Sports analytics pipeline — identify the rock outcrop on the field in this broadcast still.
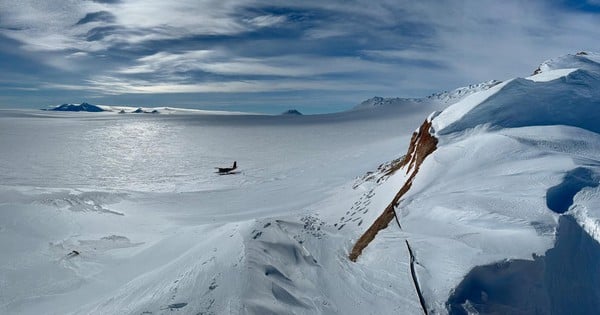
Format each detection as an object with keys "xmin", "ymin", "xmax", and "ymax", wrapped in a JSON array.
[{"xmin": 349, "ymin": 119, "xmax": 438, "ymax": 261}]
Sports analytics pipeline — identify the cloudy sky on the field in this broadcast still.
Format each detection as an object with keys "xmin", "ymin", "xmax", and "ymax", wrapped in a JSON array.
[{"xmin": 0, "ymin": 0, "xmax": 599, "ymax": 113}]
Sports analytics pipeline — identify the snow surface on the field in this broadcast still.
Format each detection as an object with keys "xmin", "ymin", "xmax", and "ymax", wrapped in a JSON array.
[
  {"xmin": 0, "ymin": 102, "xmax": 444, "ymax": 315},
  {"xmin": 433, "ymin": 63, "xmax": 600, "ymax": 135},
  {"xmin": 1, "ymin": 52, "xmax": 600, "ymax": 314},
  {"xmin": 526, "ymin": 68, "xmax": 578, "ymax": 82},
  {"xmin": 535, "ymin": 52, "xmax": 600, "ymax": 74},
  {"xmin": 389, "ymin": 52, "xmax": 600, "ymax": 313}
]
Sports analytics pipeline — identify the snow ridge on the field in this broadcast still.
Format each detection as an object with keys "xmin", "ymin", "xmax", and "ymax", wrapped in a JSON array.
[
  {"xmin": 410, "ymin": 52, "xmax": 600, "ymax": 313},
  {"xmin": 349, "ymin": 51, "xmax": 600, "ymax": 314},
  {"xmin": 352, "ymin": 80, "xmax": 501, "ymax": 111},
  {"xmin": 533, "ymin": 51, "xmax": 600, "ymax": 75}
]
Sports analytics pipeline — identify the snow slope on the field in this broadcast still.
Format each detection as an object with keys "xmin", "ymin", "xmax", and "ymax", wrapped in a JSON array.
[
  {"xmin": 351, "ymin": 52, "xmax": 600, "ymax": 314},
  {"xmin": 2, "ymin": 52, "xmax": 599, "ymax": 315}
]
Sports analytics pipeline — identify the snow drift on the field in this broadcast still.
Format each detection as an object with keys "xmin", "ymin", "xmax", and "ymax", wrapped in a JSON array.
[{"xmin": 351, "ymin": 52, "xmax": 600, "ymax": 314}]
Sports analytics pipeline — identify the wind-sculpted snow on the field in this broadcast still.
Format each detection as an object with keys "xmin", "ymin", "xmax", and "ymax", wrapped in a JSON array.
[
  {"xmin": 447, "ymin": 215, "xmax": 600, "ymax": 315},
  {"xmin": 436, "ymin": 70, "xmax": 600, "ymax": 135},
  {"xmin": 534, "ymin": 52, "xmax": 600, "ymax": 75},
  {"xmin": 546, "ymin": 167, "xmax": 599, "ymax": 213},
  {"xmin": 343, "ymin": 52, "xmax": 600, "ymax": 314},
  {"xmin": 434, "ymin": 54, "xmax": 600, "ymax": 136},
  {"xmin": 403, "ymin": 53, "xmax": 600, "ymax": 313}
]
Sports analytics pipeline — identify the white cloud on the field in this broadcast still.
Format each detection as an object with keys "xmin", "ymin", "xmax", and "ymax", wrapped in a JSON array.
[
  {"xmin": 0, "ymin": 0, "xmax": 279, "ymax": 53},
  {"xmin": 2, "ymin": 0, "xmax": 600, "ymax": 103},
  {"xmin": 116, "ymin": 49, "xmax": 397, "ymax": 78},
  {"xmin": 303, "ymin": 28, "xmax": 348, "ymax": 40},
  {"xmin": 43, "ymin": 76, "xmax": 383, "ymax": 95},
  {"xmin": 244, "ymin": 15, "xmax": 287, "ymax": 27},
  {"xmin": 68, "ymin": 52, "xmax": 89, "ymax": 58}
]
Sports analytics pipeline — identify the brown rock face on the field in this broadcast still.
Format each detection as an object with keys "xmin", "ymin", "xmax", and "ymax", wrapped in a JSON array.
[{"xmin": 349, "ymin": 119, "xmax": 438, "ymax": 262}]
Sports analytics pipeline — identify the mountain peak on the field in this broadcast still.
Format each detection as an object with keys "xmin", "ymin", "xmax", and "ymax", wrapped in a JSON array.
[
  {"xmin": 281, "ymin": 109, "xmax": 303, "ymax": 115},
  {"xmin": 47, "ymin": 102, "xmax": 105, "ymax": 112}
]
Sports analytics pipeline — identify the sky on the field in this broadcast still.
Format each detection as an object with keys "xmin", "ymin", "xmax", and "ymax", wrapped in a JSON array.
[{"xmin": 0, "ymin": 0, "xmax": 599, "ymax": 114}]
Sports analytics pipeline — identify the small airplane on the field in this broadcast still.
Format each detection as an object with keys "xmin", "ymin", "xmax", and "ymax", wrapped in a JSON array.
[{"xmin": 216, "ymin": 161, "xmax": 238, "ymax": 174}]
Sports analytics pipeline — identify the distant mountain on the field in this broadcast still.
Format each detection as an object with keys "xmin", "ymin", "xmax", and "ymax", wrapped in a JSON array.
[
  {"xmin": 352, "ymin": 96, "xmax": 411, "ymax": 110},
  {"xmin": 352, "ymin": 80, "xmax": 502, "ymax": 111},
  {"xmin": 130, "ymin": 107, "xmax": 159, "ymax": 114},
  {"xmin": 41, "ymin": 103, "xmax": 257, "ymax": 115},
  {"xmin": 46, "ymin": 102, "xmax": 105, "ymax": 112},
  {"xmin": 281, "ymin": 109, "xmax": 303, "ymax": 115}
]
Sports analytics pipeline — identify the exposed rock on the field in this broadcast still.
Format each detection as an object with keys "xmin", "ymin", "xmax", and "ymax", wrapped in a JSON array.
[
  {"xmin": 349, "ymin": 119, "xmax": 438, "ymax": 261},
  {"xmin": 47, "ymin": 102, "xmax": 105, "ymax": 112},
  {"xmin": 281, "ymin": 109, "xmax": 303, "ymax": 115}
]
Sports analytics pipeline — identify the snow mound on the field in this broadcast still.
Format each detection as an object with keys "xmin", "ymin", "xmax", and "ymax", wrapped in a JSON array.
[
  {"xmin": 46, "ymin": 102, "xmax": 105, "ymax": 112},
  {"xmin": 433, "ymin": 54, "xmax": 600, "ymax": 135},
  {"xmin": 532, "ymin": 51, "xmax": 600, "ymax": 75}
]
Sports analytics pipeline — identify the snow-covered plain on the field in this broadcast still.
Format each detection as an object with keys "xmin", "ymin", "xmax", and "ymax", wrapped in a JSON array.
[
  {"xmin": 1, "ymin": 52, "xmax": 600, "ymax": 315},
  {"xmin": 0, "ymin": 99, "xmax": 447, "ymax": 314}
]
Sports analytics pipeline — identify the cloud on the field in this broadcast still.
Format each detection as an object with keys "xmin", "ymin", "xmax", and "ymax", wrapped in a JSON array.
[
  {"xmin": 90, "ymin": 0, "xmax": 121, "ymax": 3},
  {"xmin": 43, "ymin": 76, "xmax": 383, "ymax": 95},
  {"xmin": 0, "ymin": 0, "xmax": 600, "ymax": 112},
  {"xmin": 76, "ymin": 11, "xmax": 116, "ymax": 25},
  {"xmin": 0, "ymin": 0, "xmax": 283, "ymax": 53},
  {"xmin": 244, "ymin": 15, "xmax": 287, "ymax": 27},
  {"xmin": 115, "ymin": 49, "xmax": 398, "ymax": 78},
  {"xmin": 303, "ymin": 28, "xmax": 347, "ymax": 40}
]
